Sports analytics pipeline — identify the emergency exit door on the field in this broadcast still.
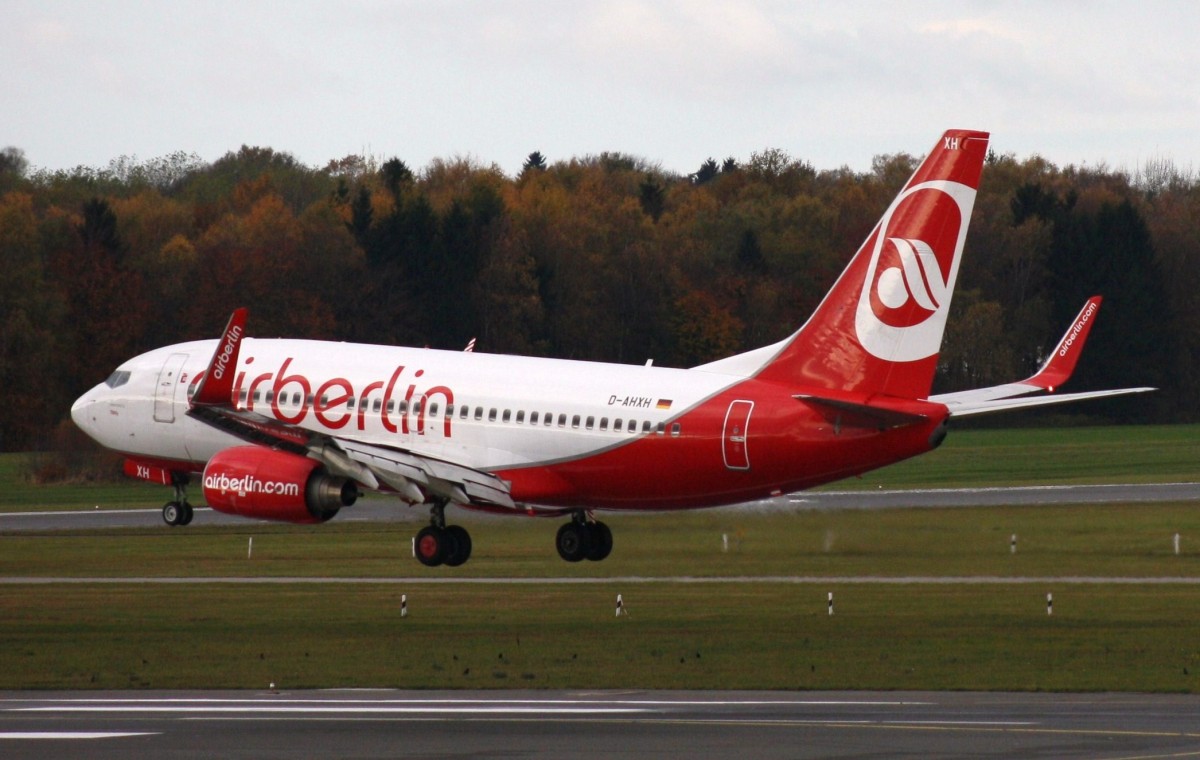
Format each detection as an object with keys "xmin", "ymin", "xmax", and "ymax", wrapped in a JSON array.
[{"xmin": 722, "ymin": 399, "xmax": 754, "ymax": 470}]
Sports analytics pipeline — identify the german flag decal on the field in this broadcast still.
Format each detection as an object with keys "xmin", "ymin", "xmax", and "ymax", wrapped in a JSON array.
[{"xmin": 656, "ymin": 399, "xmax": 673, "ymax": 410}]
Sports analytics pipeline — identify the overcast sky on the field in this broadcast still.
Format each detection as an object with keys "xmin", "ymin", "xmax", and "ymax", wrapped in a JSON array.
[{"xmin": 5, "ymin": 1, "xmax": 1199, "ymax": 179}]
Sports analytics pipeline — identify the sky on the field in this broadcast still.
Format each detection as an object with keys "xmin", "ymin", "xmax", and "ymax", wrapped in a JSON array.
[{"xmin": 4, "ymin": 1, "xmax": 1200, "ymax": 179}]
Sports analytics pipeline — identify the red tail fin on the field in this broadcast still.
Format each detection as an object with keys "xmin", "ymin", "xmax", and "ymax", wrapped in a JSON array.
[{"xmin": 754, "ymin": 130, "xmax": 989, "ymax": 399}]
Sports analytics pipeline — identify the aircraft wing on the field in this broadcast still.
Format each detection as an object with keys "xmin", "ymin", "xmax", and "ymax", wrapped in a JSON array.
[
  {"xmin": 930, "ymin": 296, "xmax": 1155, "ymax": 417},
  {"xmin": 186, "ymin": 309, "xmax": 515, "ymax": 510}
]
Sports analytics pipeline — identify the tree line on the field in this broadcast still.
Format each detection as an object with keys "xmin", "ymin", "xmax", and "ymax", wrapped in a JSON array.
[{"xmin": 0, "ymin": 141, "xmax": 1193, "ymax": 452}]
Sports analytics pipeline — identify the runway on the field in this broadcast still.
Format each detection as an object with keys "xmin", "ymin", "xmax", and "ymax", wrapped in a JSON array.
[
  {"xmin": 2, "ymin": 482, "xmax": 1198, "ymax": 532},
  {"xmin": 2, "ymin": 690, "xmax": 1199, "ymax": 759}
]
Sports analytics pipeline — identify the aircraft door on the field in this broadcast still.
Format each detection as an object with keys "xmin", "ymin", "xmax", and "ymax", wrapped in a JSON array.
[
  {"xmin": 722, "ymin": 399, "xmax": 754, "ymax": 470},
  {"xmin": 153, "ymin": 353, "xmax": 189, "ymax": 423}
]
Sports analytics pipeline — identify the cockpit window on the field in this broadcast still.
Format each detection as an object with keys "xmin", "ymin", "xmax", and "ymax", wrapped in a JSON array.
[{"xmin": 104, "ymin": 370, "xmax": 132, "ymax": 389}]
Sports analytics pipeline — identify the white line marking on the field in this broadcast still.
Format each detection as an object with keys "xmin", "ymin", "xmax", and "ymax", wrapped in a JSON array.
[
  {"xmin": 17, "ymin": 706, "xmax": 646, "ymax": 715},
  {"xmin": 0, "ymin": 732, "xmax": 158, "ymax": 739}
]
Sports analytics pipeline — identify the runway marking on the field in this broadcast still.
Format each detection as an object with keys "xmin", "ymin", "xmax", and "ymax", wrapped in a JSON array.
[
  {"xmin": 5, "ymin": 575, "xmax": 1200, "ymax": 585},
  {"xmin": 800, "ymin": 483, "xmax": 1200, "ymax": 498},
  {"xmin": 17, "ymin": 705, "xmax": 646, "ymax": 715},
  {"xmin": 0, "ymin": 732, "xmax": 158, "ymax": 739}
]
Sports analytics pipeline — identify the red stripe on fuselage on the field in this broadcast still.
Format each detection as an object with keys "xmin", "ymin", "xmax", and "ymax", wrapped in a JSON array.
[{"xmin": 497, "ymin": 382, "xmax": 949, "ymax": 510}]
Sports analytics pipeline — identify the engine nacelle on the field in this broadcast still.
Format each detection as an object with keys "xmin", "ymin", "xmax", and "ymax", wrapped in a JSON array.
[{"xmin": 202, "ymin": 446, "xmax": 358, "ymax": 524}]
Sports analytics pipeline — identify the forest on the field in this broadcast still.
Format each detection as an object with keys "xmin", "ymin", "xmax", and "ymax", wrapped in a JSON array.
[{"xmin": 0, "ymin": 139, "xmax": 1195, "ymax": 453}]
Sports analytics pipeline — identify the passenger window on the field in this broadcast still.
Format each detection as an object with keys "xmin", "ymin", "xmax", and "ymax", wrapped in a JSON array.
[
  {"xmin": 345, "ymin": 396, "xmax": 354, "ymax": 409},
  {"xmin": 585, "ymin": 416, "xmax": 594, "ymax": 430},
  {"xmin": 460, "ymin": 405, "xmax": 469, "ymax": 419},
  {"xmin": 545, "ymin": 413, "xmax": 553, "ymax": 427},
  {"xmin": 373, "ymin": 398, "xmax": 382, "ymax": 412},
  {"xmin": 293, "ymin": 392, "xmax": 301, "ymax": 405},
  {"xmin": 239, "ymin": 389, "xmax": 249, "ymax": 403},
  {"xmin": 489, "ymin": 408, "xmax": 497, "ymax": 422},
  {"xmin": 399, "ymin": 400, "xmax": 408, "ymax": 414},
  {"xmin": 530, "ymin": 411, "xmax": 539, "ymax": 425},
  {"xmin": 613, "ymin": 419, "xmax": 622, "ymax": 432},
  {"xmin": 671, "ymin": 423, "xmax": 681, "ymax": 437},
  {"xmin": 516, "ymin": 410, "xmax": 525, "ymax": 423},
  {"xmin": 429, "ymin": 403, "xmax": 438, "ymax": 416},
  {"xmin": 474, "ymin": 408, "xmax": 483, "ymax": 421},
  {"xmin": 557, "ymin": 414, "xmax": 567, "ymax": 427},
  {"xmin": 413, "ymin": 400, "xmax": 422, "ymax": 415},
  {"xmin": 599, "ymin": 418, "xmax": 608, "ymax": 431},
  {"xmin": 642, "ymin": 421, "xmax": 652, "ymax": 433},
  {"xmin": 502, "ymin": 409, "xmax": 511, "ymax": 423},
  {"xmin": 656, "ymin": 422, "xmax": 665, "ymax": 435},
  {"xmin": 571, "ymin": 415, "xmax": 581, "ymax": 429}
]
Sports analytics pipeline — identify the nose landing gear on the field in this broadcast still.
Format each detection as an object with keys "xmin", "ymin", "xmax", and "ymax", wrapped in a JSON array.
[{"xmin": 162, "ymin": 474, "xmax": 194, "ymax": 526}]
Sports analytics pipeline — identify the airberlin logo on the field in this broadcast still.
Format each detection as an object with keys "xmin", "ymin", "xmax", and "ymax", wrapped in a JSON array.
[
  {"xmin": 1058, "ymin": 300, "xmax": 1097, "ymax": 358},
  {"xmin": 212, "ymin": 325, "xmax": 242, "ymax": 381},
  {"xmin": 873, "ymin": 237, "xmax": 950, "ymax": 318},
  {"xmin": 204, "ymin": 472, "xmax": 300, "ymax": 497},
  {"xmin": 855, "ymin": 180, "xmax": 977, "ymax": 362}
]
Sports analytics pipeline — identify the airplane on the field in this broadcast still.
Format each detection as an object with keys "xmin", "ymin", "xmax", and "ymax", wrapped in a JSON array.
[{"xmin": 70, "ymin": 129, "xmax": 1153, "ymax": 567}]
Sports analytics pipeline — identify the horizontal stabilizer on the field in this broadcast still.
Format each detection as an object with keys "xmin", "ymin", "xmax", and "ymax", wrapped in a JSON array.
[
  {"xmin": 795, "ymin": 394, "xmax": 928, "ymax": 431},
  {"xmin": 931, "ymin": 296, "xmax": 1155, "ymax": 416},
  {"xmin": 939, "ymin": 387, "xmax": 1155, "ymax": 417}
]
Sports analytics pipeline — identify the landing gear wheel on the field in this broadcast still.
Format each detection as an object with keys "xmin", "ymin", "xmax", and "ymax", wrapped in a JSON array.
[
  {"xmin": 556, "ymin": 522, "xmax": 590, "ymax": 563},
  {"xmin": 415, "ymin": 526, "xmax": 447, "ymax": 567},
  {"xmin": 444, "ymin": 525, "xmax": 473, "ymax": 567},
  {"xmin": 586, "ymin": 521, "xmax": 613, "ymax": 561},
  {"xmin": 162, "ymin": 501, "xmax": 184, "ymax": 527},
  {"xmin": 179, "ymin": 502, "xmax": 195, "ymax": 526}
]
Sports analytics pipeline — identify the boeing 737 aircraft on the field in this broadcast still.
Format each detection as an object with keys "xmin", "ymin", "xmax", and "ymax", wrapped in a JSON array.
[{"xmin": 71, "ymin": 130, "xmax": 1152, "ymax": 566}]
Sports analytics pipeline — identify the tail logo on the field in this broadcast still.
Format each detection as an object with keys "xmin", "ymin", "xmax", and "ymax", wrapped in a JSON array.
[
  {"xmin": 874, "ymin": 237, "xmax": 949, "ymax": 316},
  {"xmin": 855, "ymin": 180, "xmax": 977, "ymax": 363}
]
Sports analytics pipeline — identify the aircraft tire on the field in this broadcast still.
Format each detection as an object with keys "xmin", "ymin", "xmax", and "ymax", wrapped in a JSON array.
[
  {"xmin": 162, "ymin": 501, "xmax": 183, "ymax": 527},
  {"xmin": 556, "ymin": 522, "xmax": 590, "ymax": 562},
  {"xmin": 585, "ymin": 522, "xmax": 613, "ymax": 561},
  {"xmin": 179, "ymin": 503, "xmax": 195, "ymax": 526},
  {"xmin": 444, "ymin": 525, "xmax": 472, "ymax": 567},
  {"xmin": 415, "ymin": 526, "xmax": 447, "ymax": 567}
]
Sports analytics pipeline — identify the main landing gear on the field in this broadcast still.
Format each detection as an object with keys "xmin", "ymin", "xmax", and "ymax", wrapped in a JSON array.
[
  {"xmin": 162, "ymin": 473, "xmax": 194, "ymax": 527},
  {"xmin": 413, "ymin": 500, "xmax": 472, "ymax": 567},
  {"xmin": 555, "ymin": 512, "xmax": 613, "ymax": 563}
]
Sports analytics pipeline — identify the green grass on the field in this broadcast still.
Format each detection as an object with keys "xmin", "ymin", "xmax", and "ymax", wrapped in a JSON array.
[
  {"xmin": 4, "ymin": 504, "xmax": 1200, "ymax": 691},
  {"xmin": 833, "ymin": 423, "xmax": 1200, "ymax": 489},
  {"xmin": 4, "ymin": 503, "xmax": 1200, "ymax": 579},
  {"xmin": 2, "ymin": 423, "xmax": 1198, "ymax": 691},
  {"xmin": 3, "ymin": 582, "xmax": 1199, "ymax": 692}
]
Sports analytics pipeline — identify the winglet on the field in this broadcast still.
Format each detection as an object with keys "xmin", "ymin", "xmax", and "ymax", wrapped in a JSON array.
[
  {"xmin": 191, "ymin": 308, "xmax": 247, "ymax": 407},
  {"xmin": 1027, "ymin": 296, "xmax": 1102, "ymax": 392}
]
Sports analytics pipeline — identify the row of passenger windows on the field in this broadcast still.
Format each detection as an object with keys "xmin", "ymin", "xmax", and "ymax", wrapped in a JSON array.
[{"xmin": 235, "ymin": 388, "xmax": 682, "ymax": 436}]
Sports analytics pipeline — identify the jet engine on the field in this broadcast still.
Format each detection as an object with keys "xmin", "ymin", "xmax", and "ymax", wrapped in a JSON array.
[{"xmin": 202, "ymin": 446, "xmax": 358, "ymax": 524}]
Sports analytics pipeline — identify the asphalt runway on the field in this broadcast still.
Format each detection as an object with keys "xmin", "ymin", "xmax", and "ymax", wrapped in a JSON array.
[
  {"xmin": 2, "ymin": 689, "xmax": 1199, "ymax": 759},
  {"xmin": 3, "ymin": 482, "xmax": 1199, "ymax": 532}
]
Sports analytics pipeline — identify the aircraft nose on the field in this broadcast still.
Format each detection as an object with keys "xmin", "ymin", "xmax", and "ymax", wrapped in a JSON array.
[{"xmin": 71, "ymin": 390, "xmax": 100, "ymax": 439}]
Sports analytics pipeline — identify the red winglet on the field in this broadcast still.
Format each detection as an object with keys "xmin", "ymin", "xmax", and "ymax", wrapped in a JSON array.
[
  {"xmin": 1028, "ymin": 296, "xmax": 1102, "ymax": 392},
  {"xmin": 190, "ymin": 308, "xmax": 247, "ymax": 407}
]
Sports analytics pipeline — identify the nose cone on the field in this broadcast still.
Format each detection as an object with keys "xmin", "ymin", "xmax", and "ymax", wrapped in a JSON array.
[{"xmin": 71, "ymin": 387, "xmax": 102, "ymax": 443}]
